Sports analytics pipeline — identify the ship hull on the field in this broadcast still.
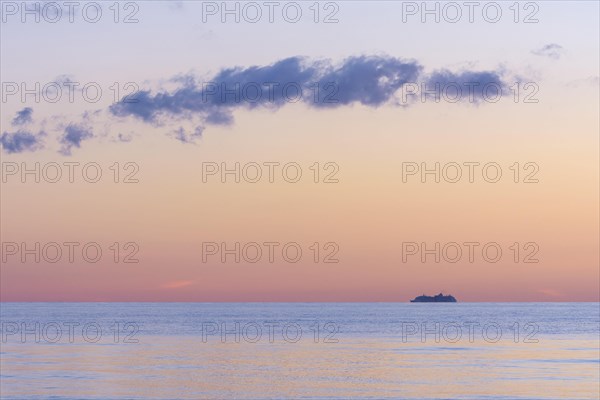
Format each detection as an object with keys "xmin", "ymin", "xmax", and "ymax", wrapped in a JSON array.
[{"xmin": 410, "ymin": 295, "xmax": 457, "ymax": 303}]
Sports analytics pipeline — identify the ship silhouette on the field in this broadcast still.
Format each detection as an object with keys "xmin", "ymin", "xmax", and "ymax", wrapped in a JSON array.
[{"xmin": 410, "ymin": 293, "xmax": 457, "ymax": 303}]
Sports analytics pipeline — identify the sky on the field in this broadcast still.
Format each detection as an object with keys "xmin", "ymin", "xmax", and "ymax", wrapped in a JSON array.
[{"xmin": 0, "ymin": 0, "xmax": 599, "ymax": 301}]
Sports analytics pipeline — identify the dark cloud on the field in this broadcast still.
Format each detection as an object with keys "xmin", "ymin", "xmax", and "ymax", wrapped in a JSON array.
[
  {"xmin": 425, "ymin": 70, "xmax": 507, "ymax": 102},
  {"xmin": 532, "ymin": 44, "xmax": 564, "ymax": 60},
  {"xmin": 12, "ymin": 107, "xmax": 34, "ymax": 126},
  {"xmin": 60, "ymin": 124, "xmax": 93, "ymax": 155},
  {"xmin": 109, "ymin": 56, "xmax": 424, "ymax": 124},
  {"xmin": 1, "ymin": 130, "xmax": 44, "ymax": 154},
  {"xmin": 209, "ymin": 57, "xmax": 318, "ymax": 106},
  {"xmin": 1, "ymin": 108, "xmax": 44, "ymax": 153},
  {"xmin": 316, "ymin": 56, "xmax": 422, "ymax": 106},
  {"xmin": 1, "ymin": 109, "xmax": 98, "ymax": 155},
  {"xmin": 110, "ymin": 56, "xmax": 317, "ymax": 124},
  {"xmin": 4, "ymin": 55, "xmax": 511, "ymax": 154},
  {"xmin": 204, "ymin": 109, "xmax": 234, "ymax": 125},
  {"xmin": 110, "ymin": 55, "xmax": 507, "ymax": 131}
]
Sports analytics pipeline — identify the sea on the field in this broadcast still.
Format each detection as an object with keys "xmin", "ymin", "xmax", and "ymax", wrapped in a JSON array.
[{"xmin": 1, "ymin": 302, "xmax": 598, "ymax": 399}]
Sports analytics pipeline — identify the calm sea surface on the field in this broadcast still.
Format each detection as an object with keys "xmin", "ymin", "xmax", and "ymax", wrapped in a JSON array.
[{"xmin": 1, "ymin": 302, "xmax": 598, "ymax": 399}]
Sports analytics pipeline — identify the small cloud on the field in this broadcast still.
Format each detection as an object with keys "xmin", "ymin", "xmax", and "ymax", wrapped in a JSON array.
[
  {"xmin": 171, "ymin": 126, "xmax": 204, "ymax": 144},
  {"xmin": 531, "ymin": 43, "xmax": 564, "ymax": 60},
  {"xmin": 117, "ymin": 133, "xmax": 133, "ymax": 142},
  {"xmin": 161, "ymin": 280, "xmax": 195, "ymax": 289},
  {"xmin": 167, "ymin": 1, "xmax": 184, "ymax": 10},
  {"xmin": 59, "ymin": 124, "xmax": 93, "ymax": 155},
  {"xmin": 12, "ymin": 107, "xmax": 34, "ymax": 126},
  {"xmin": 1, "ymin": 129, "xmax": 45, "ymax": 154},
  {"xmin": 566, "ymin": 76, "xmax": 600, "ymax": 88},
  {"xmin": 54, "ymin": 74, "xmax": 76, "ymax": 85}
]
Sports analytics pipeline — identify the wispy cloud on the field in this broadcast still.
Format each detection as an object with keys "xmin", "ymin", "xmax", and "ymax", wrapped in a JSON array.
[
  {"xmin": 531, "ymin": 44, "xmax": 564, "ymax": 60},
  {"xmin": 0, "ymin": 129, "xmax": 45, "ymax": 154},
  {"xmin": 1, "ymin": 108, "xmax": 45, "ymax": 153},
  {"xmin": 12, "ymin": 107, "xmax": 33, "ymax": 126},
  {"xmin": 566, "ymin": 76, "xmax": 600, "ymax": 88},
  {"xmin": 171, "ymin": 126, "xmax": 204, "ymax": 144}
]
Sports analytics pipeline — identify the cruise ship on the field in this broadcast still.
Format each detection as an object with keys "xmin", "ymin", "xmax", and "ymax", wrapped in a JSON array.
[{"xmin": 410, "ymin": 293, "xmax": 457, "ymax": 303}]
